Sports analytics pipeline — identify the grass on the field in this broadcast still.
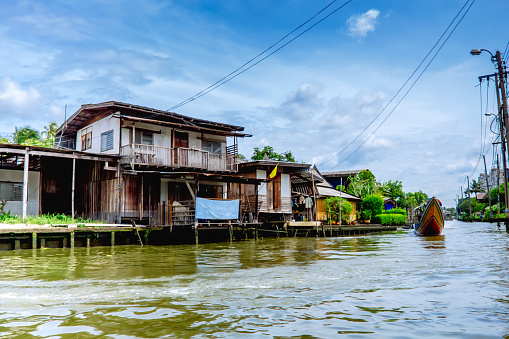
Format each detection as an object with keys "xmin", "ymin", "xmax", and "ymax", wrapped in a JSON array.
[{"xmin": 0, "ymin": 212, "xmax": 102, "ymax": 225}]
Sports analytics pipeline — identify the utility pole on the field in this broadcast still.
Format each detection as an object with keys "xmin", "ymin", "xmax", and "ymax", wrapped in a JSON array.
[
  {"xmin": 498, "ymin": 155, "xmax": 501, "ymax": 220},
  {"xmin": 472, "ymin": 48, "xmax": 509, "ymax": 219},
  {"xmin": 494, "ymin": 73, "xmax": 509, "ymax": 219},
  {"xmin": 496, "ymin": 50, "xmax": 509, "ymax": 219},
  {"xmin": 483, "ymin": 155, "xmax": 492, "ymax": 218},
  {"xmin": 467, "ymin": 176, "xmax": 472, "ymax": 220}
]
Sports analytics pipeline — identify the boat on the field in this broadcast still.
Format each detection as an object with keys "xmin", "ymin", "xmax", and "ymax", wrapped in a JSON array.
[{"xmin": 413, "ymin": 197, "xmax": 444, "ymax": 236}]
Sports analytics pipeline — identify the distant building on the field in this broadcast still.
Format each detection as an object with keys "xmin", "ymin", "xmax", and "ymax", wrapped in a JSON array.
[
  {"xmin": 479, "ymin": 167, "xmax": 504, "ymax": 191},
  {"xmin": 321, "ymin": 169, "xmax": 368, "ymax": 191}
]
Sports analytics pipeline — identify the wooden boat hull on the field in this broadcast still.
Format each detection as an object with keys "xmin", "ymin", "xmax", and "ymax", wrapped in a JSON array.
[{"xmin": 414, "ymin": 198, "xmax": 444, "ymax": 236}]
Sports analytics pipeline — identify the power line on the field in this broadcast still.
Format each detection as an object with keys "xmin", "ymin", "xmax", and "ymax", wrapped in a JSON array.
[
  {"xmin": 320, "ymin": 0, "xmax": 476, "ymax": 169},
  {"xmin": 165, "ymin": 0, "xmax": 355, "ymax": 112},
  {"xmin": 326, "ymin": 0, "xmax": 477, "ymax": 171}
]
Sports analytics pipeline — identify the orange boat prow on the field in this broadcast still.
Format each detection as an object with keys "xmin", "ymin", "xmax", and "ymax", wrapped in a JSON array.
[{"xmin": 414, "ymin": 197, "xmax": 444, "ymax": 236}]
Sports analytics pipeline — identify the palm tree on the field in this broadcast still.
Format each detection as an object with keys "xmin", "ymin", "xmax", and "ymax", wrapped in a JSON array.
[
  {"xmin": 470, "ymin": 180, "xmax": 484, "ymax": 193},
  {"xmin": 11, "ymin": 126, "xmax": 40, "ymax": 145}
]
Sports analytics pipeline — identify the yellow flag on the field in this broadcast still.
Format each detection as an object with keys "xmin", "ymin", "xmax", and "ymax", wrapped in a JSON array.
[{"xmin": 269, "ymin": 164, "xmax": 278, "ymax": 179}]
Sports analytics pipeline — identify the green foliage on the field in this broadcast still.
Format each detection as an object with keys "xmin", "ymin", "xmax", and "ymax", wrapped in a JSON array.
[
  {"xmin": 336, "ymin": 185, "xmax": 346, "ymax": 192},
  {"xmin": 382, "ymin": 208, "xmax": 407, "ymax": 217},
  {"xmin": 347, "ymin": 170, "xmax": 379, "ymax": 198},
  {"xmin": 362, "ymin": 194, "xmax": 384, "ymax": 218},
  {"xmin": 489, "ymin": 184, "xmax": 504, "ymax": 205},
  {"xmin": 235, "ymin": 153, "xmax": 247, "ymax": 161},
  {"xmin": 380, "ymin": 180, "xmax": 405, "ymax": 206},
  {"xmin": 0, "ymin": 213, "xmax": 102, "ymax": 225},
  {"xmin": 325, "ymin": 197, "xmax": 353, "ymax": 224},
  {"xmin": 11, "ymin": 126, "xmax": 40, "ymax": 144},
  {"xmin": 372, "ymin": 213, "xmax": 406, "ymax": 226},
  {"xmin": 251, "ymin": 146, "xmax": 296, "ymax": 162},
  {"xmin": 458, "ymin": 198, "xmax": 487, "ymax": 215},
  {"xmin": 470, "ymin": 179, "xmax": 484, "ymax": 193},
  {"xmin": 8, "ymin": 122, "xmax": 58, "ymax": 148}
]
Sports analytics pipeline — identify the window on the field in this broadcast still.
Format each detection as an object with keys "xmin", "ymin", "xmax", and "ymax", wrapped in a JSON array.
[
  {"xmin": 81, "ymin": 127, "xmax": 92, "ymax": 151},
  {"xmin": 134, "ymin": 130, "xmax": 153, "ymax": 145},
  {"xmin": 0, "ymin": 182, "xmax": 23, "ymax": 201},
  {"xmin": 101, "ymin": 130, "xmax": 114, "ymax": 152},
  {"xmin": 203, "ymin": 140, "xmax": 222, "ymax": 154}
]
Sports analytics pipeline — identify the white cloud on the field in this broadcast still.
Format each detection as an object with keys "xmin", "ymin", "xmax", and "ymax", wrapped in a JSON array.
[
  {"xmin": 364, "ymin": 134, "xmax": 394, "ymax": 149},
  {"xmin": 346, "ymin": 9, "xmax": 380, "ymax": 38},
  {"xmin": 0, "ymin": 78, "xmax": 41, "ymax": 115}
]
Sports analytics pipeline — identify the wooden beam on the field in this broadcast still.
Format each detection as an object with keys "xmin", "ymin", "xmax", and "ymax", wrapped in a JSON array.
[
  {"xmin": 22, "ymin": 150, "xmax": 29, "ymax": 222},
  {"xmin": 185, "ymin": 180, "xmax": 195, "ymax": 200},
  {"xmin": 72, "ymin": 158, "xmax": 76, "ymax": 220},
  {"xmin": 0, "ymin": 146, "xmax": 118, "ymax": 162}
]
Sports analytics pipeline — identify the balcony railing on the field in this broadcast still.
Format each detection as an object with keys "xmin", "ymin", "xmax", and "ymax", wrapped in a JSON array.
[{"xmin": 120, "ymin": 144, "xmax": 237, "ymax": 172}]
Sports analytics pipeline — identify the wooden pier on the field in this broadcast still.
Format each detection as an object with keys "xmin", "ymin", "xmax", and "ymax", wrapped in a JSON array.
[
  {"xmin": 0, "ymin": 221, "xmax": 399, "ymax": 250},
  {"xmin": 0, "ymin": 224, "xmax": 156, "ymax": 250}
]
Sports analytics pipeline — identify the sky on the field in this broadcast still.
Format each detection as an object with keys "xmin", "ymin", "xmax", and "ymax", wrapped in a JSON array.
[{"xmin": 0, "ymin": 0, "xmax": 508, "ymax": 207}]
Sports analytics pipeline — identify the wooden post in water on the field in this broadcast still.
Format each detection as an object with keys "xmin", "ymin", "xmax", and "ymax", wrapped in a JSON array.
[
  {"xmin": 40, "ymin": 238, "xmax": 46, "ymax": 248},
  {"xmin": 86, "ymin": 237, "xmax": 91, "ymax": 248},
  {"xmin": 14, "ymin": 239, "xmax": 20, "ymax": 251},
  {"xmin": 111, "ymin": 231, "xmax": 115, "ymax": 246},
  {"xmin": 194, "ymin": 221, "xmax": 199, "ymax": 244},
  {"xmin": 32, "ymin": 232, "xmax": 37, "ymax": 249},
  {"xmin": 63, "ymin": 236, "xmax": 68, "ymax": 249},
  {"xmin": 70, "ymin": 232, "xmax": 75, "ymax": 249}
]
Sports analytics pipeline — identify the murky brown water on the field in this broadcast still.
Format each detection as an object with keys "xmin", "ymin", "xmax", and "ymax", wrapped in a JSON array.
[{"xmin": 0, "ymin": 220, "xmax": 507, "ymax": 338}]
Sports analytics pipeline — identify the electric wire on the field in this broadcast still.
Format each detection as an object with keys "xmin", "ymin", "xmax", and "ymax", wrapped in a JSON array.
[
  {"xmin": 319, "ymin": 0, "xmax": 475, "ymax": 169},
  {"xmin": 503, "ymin": 41, "xmax": 509, "ymax": 63},
  {"xmin": 165, "ymin": 0, "xmax": 354, "ymax": 113},
  {"xmin": 326, "ymin": 0, "xmax": 476, "ymax": 171}
]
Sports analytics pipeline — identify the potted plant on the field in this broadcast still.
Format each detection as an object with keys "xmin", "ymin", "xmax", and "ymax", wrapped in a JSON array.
[{"xmin": 363, "ymin": 210, "xmax": 372, "ymax": 224}]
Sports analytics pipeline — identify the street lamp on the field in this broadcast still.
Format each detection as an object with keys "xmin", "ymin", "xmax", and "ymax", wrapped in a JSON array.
[
  {"xmin": 470, "ymin": 48, "xmax": 494, "ymax": 58},
  {"xmin": 472, "ymin": 48, "xmax": 509, "ymax": 219}
]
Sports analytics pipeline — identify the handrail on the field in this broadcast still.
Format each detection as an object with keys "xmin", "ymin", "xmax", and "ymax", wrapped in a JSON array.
[{"xmin": 120, "ymin": 144, "xmax": 236, "ymax": 171}]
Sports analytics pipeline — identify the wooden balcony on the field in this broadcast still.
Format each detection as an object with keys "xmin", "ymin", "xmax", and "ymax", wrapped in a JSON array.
[{"xmin": 120, "ymin": 144, "xmax": 237, "ymax": 172}]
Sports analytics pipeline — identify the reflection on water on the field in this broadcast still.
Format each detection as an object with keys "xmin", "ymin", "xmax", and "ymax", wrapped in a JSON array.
[
  {"xmin": 0, "ymin": 220, "xmax": 508, "ymax": 338},
  {"xmin": 418, "ymin": 234, "xmax": 446, "ymax": 249}
]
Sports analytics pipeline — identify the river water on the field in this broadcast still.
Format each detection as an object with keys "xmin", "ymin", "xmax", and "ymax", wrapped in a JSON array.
[{"xmin": 0, "ymin": 220, "xmax": 508, "ymax": 338}]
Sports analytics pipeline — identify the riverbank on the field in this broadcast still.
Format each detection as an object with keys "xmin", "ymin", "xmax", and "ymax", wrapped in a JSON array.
[{"xmin": 0, "ymin": 222, "xmax": 398, "ymax": 250}]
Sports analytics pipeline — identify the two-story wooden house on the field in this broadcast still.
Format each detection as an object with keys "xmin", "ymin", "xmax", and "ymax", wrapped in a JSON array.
[{"xmin": 54, "ymin": 101, "xmax": 259, "ymax": 225}]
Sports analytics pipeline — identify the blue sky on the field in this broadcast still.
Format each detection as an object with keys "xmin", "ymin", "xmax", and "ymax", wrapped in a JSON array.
[{"xmin": 1, "ymin": 0, "xmax": 508, "ymax": 207}]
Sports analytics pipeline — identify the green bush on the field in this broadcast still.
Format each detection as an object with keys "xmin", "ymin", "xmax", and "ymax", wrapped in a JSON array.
[
  {"xmin": 382, "ymin": 208, "xmax": 407, "ymax": 216},
  {"xmin": 325, "ymin": 197, "xmax": 354, "ymax": 224},
  {"xmin": 362, "ymin": 195, "xmax": 384, "ymax": 218},
  {"xmin": 372, "ymin": 213, "xmax": 406, "ymax": 226}
]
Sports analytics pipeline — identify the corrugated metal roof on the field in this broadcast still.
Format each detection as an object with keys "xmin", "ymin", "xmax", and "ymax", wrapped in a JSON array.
[{"xmin": 321, "ymin": 169, "xmax": 366, "ymax": 177}]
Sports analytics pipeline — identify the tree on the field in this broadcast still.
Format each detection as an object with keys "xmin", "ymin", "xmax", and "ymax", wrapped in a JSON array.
[
  {"xmin": 10, "ymin": 126, "xmax": 41, "ymax": 145},
  {"xmin": 251, "ymin": 146, "xmax": 296, "ymax": 162},
  {"xmin": 347, "ymin": 170, "xmax": 378, "ymax": 198},
  {"xmin": 325, "ymin": 197, "xmax": 353, "ymax": 224},
  {"xmin": 470, "ymin": 180, "xmax": 484, "ymax": 193},
  {"xmin": 381, "ymin": 180, "xmax": 405, "ymax": 206},
  {"xmin": 41, "ymin": 122, "xmax": 58, "ymax": 144},
  {"xmin": 362, "ymin": 194, "xmax": 384, "ymax": 219}
]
